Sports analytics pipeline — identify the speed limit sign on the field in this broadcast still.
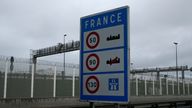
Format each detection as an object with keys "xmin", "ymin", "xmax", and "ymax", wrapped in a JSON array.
[
  {"xmin": 86, "ymin": 76, "xmax": 100, "ymax": 94},
  {"xmin": 80, "ymin": 6, "xmax": 129, "ymax": 102},
  {"xmin": 86, "ymin": 31, "xmax": 100, "ymax": 49},
  {"xmin": 86, "ymin": 54, "xmax": 100, "ymax": 71}
]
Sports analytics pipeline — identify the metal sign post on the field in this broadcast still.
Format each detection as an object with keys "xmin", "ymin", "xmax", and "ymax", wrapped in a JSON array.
[{"xmin": 80, "ymin": 6, "xmax": 130, "ymax": 103}]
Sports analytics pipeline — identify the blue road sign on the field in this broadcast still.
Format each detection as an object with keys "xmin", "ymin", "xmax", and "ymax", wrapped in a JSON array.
[
  {"xmin": 109, "ymin": 78, "xmax": 119, "ymax": 91},
  {"xmin": 80, "ymin": 6, "xmax": 129, "ymax": 103}
]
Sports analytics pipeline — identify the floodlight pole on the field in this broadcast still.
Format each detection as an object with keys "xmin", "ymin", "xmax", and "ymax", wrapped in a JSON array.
[
  {"xmin": 174, "ymin": 42, "xmax": 179, "ymax": 95},
  {"xmin": 63, "ymin": 34, "xmax": 67, "ymax": 78}
]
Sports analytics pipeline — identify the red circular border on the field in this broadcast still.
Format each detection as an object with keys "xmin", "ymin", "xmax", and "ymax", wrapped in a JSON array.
[
  {"xmin": 86, "ymin": 76, "xmax": 99, "ymax": 94},
  {"xmin": 86, "ymin": 32, "xmax": 100, "ymax": 49},
  {"xmin": 86, "ymin": 54, "xmax": 100, "ymax": 71}
]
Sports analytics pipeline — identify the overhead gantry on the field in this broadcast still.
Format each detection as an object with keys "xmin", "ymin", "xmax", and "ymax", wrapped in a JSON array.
[
  {"xmin": 31, "ymin": 40, "xmax": 192, "ymax": 73},
  {"xmin": 31, "ymin": 40, "xmax": 192, "ymax": 74}
]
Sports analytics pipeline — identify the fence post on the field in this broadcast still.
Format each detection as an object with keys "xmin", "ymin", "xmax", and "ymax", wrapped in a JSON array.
[
  {"xmin": 178, "ymin": 79, "xmax": 180, "ymax": 95},
  {"xmin": 3, "ymin": 59, "xmax": 8, "ymax": 99},
  {"xmin": 31, "ymin": 63, "xmax": 34, "ymax": 98},
  {"xmin": 31, "ymin": 58, "xmax": 37, "ymax": 98},
  {"xmin": 153, "ymin": 77, "xmax": 155, "ymax": 95},
  {"xmin": 183, "ymin": 80, "xmax": 185, "ymax": 95},
  {"xmin": 166, "ymin": 79, "xmax": 168, "ymax": 95},
  {"xmin": 53, "ymin": 66, "xmax": 57, "ymax": 97},
  {"xmin": 188, "ymin": 82, "xmax": 190, "ymax": 95},
  {"xmin": 72, "ymin": 68, "xmax": 75, "ymax": 97},
  {"xmin": 136, "ymin": 77, "xmax": 138, "ymax": 96},
  {"xmin": 145, "ymin": 79, "xmax": 147, "ymax": 96},
  {"xmin": 182, "ymin": 70, "xmax": 185, "ymax": 95},
  {"xmin": 172, "ymin": 79, "xmax": 174, "ymax": 95},
  {"xmin": 160, "ymin": 78, "xmax": 162, "ymax": 95}
]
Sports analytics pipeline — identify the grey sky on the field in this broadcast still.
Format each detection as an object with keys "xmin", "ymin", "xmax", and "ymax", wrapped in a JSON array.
[{"xmin": 0, "ymin": 0, "xmax": 192, "ymax": 68}]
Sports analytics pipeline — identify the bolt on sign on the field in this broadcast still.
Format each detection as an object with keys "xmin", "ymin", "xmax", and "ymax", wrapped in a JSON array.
[{"xmin": 80, "ymin": 6, "xmax": 130, "ymax": 103}]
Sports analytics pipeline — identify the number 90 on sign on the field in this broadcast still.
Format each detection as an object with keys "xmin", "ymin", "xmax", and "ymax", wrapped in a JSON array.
[{"xmin": 86, "ymin": 54, "xmax": 100, "ymax": 71}]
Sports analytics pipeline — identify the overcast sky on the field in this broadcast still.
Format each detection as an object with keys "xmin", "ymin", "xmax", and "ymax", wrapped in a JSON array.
[{"xmin": 0, "ymin": 0, "xmax": 192, "ymax": 68}]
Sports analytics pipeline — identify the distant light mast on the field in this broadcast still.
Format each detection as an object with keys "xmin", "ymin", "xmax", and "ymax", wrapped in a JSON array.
[{"xmin": 173, "ymin": 42, "xmax": 179, "ymax": 95}]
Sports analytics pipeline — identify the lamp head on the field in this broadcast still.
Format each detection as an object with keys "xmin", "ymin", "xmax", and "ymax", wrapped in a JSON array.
[{"xmin": 173, "ymin": 42, "xmax": 178, "ymax": 45}]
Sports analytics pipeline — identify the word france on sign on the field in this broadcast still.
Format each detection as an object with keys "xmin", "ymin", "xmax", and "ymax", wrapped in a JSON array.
[{"xmin": 80, "ymin": 6, "xmax": 130, "ymax": 103}]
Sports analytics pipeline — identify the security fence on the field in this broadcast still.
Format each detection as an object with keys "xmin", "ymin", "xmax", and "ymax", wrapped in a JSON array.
[
  {"xmin": 0, "ymin": 55, "xmax": 192, "ymax": 99},
  {"xmin": 0, "ymin": 55, "xmax": 79, "ymax": 98},
  {"xmin": 129, "ymin": 72, "xmax": 192, "ymax": 96}
]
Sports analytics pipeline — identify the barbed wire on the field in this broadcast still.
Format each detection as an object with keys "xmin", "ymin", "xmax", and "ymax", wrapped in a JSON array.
[{"xmin": 0, "ymin": 55, "xmax": 79, "ymax": 69}]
